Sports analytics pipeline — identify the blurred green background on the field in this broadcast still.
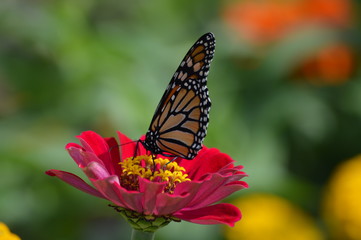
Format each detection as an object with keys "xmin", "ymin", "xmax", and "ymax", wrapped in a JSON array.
[{"xmin": 1, "ymin": 0, "xmax": 361, "ymax": 239}]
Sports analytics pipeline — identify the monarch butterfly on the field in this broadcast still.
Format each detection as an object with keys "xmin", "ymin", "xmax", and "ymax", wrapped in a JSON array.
[{"xmin": 140, "ymin": 32, "xmax": 216, "ymax": 160}]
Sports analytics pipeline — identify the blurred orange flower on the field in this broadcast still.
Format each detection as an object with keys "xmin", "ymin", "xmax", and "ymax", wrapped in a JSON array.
[
  {"xmin": 296, "ymin": 43, "xmax": 355, "ymax": 84},
  {"xmin": 222, "ymin": 0, "xmax": 302, "ymax": 43},
  {"xmin": 222, "ymin": 0, "xmax": 352, "ymax": 43},
  {"xmin": 300, "ymin": 0, "xmax": 351, "ymax": 27},
  {"xmin": 222, "ymin": 0, "xmax": 354, "ymax": 84}
]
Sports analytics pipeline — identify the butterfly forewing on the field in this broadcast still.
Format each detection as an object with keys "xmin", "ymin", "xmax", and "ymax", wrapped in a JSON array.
[{"xmin": 143, "ymin": 32, "xmax": 215, "ymax": 159}]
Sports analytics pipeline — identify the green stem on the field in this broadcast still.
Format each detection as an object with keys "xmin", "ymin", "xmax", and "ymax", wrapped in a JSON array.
[{"xmin": 131, "ymin": 229, "xmax": 155, "ymax": 240}]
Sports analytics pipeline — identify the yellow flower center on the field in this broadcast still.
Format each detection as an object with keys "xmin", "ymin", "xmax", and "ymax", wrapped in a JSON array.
[{"xmin": 119, "ymin": 155, "xmax": 190, "ymax": 194}]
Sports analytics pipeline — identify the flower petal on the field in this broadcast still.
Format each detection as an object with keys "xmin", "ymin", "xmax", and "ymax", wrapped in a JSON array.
[
  {"xmin": 151, "ymin": 180, "xmax": 205, "ymax": 216},
  {"xmin": 117, "ymin": 131, "xmax": 136, "ymax": 159},
  {"xmin": 77, "ymin": 131, "xmax": 109, "ymax": 155},
  {"xmin": 184, "ymin": 173, "xmax": 246, "ymax": 209},
  {"xmin": 91, "ymin": 176, "xmax": 144, "ymax": 213},
  {"xmin": 45, "ymin": 169, "xmax": 106, "ymax": 199},
  {"xmin": 77, "ymin": 131, "xmax": 116, "ymax": 174},
  {"xmin": 153, "ymin": 181, "xmax": 204, "ymax": 215},
  {"xmin": 187, "ymin": 181, "xmax": 248, "ymax": 210},
  {"xmin": 115, "ymin": 182, "xmax": 144, "ymax": 212},
  {"xmin": 155, "ymin": 192, "xmax": 191, "ymax": 216},
  {"xmin": 83, "ymin": 161, "xmax": 112, "ymax": 180},
  {"xmin": 91, "ymin": 176, "xmax": 127, "ymax": 208},
  {"xmin": 67, "ymin": 147, "xmax": 105, "ymax": 169},
  {"xmin": 65, "ymin": 142, "xmax": 83, "ymax": 150},
  {"xmin": 174, "ymin": 203, "xmax": 241, "ymax": 227},
  {"xmin": 218, "ymin": 165, "xmax": 246, "ymax": 177},
  {"xmin": 117, "ymin": 132, "xmax": 148, "ymax": 159},
  {"xmin": 105, "ymin": 137, "xmax": 123, "ymax": 176},
  {"xmin": 180, "ymin": 147, "xmax": 236, "ymax": 180},
  {"xmin": 138, "ymin": 177, "xmax": 167, "ymax": 215}
]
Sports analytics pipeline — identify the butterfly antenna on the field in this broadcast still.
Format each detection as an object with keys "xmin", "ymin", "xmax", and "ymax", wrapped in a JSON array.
[
  {"xmin": 108, "ymin": 140, "xmax": 137, "ymax": 155},
  {"xmin": 108, "ymin": 144, "xmax": 119, "ymax": 153}
]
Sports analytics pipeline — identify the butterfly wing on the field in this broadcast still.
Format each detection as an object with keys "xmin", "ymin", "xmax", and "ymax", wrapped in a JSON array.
[{"xmin": 143, "ymin": 32, "xmax": 215, "ymax": 159}]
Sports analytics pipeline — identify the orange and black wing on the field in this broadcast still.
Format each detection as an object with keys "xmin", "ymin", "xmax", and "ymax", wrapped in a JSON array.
[{"xmin": 142, "ymin": 32, "xmax": 215, "ymax": 159}]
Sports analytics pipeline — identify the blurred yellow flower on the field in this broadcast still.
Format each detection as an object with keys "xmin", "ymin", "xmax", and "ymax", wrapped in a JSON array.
[
  {"xmin": 224, "ymin": 194, "xmax": 324, "ymax": 240},
  {"xmin": 323, "ymin": 155, "xmax": 361, "ymax": 240},
  {"xmin": 0, "ymin": 222, "xmax": 20, "ymax": 240}
]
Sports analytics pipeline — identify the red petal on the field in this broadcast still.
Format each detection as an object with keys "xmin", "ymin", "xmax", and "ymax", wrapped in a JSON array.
[
  {"xmin": 117, "ymin": 131, "xmax": 136, "ymax": 159},
  {"xmin": 67, "ymin": 147, "xmax": 105, "ymax": 169},
  {"xmin": 90, "ymin": 176, "xmax": 144, "ymax": 212},
  {"xmin": 90, "ymin": 176, "xmax": 131, "ymax": 209},
  {"xmin": 106, "ymin": 180, "xmax": 144, "ymax": 212},
  {"xmin": 77, "ymin": 131, "xmax": 109, "ymax": 156},
  {"xmin": 76, "ymin": 131, "xmax": 115, "ymax": 174},
  {"xmin": 168, "ymin": 172, "xmax": 247, "ymax": 212},
  {"xmin": 174, "ymin": 203, "xmax": 242, "ymax": 227},
  {"xmin": 105, "ymin": 137, "xmax": 122, "ymax": 176},
  {"xmin": 45, "ymin": 169, "xmax": 106, "ymax": 199},
  {"xmin": 173, "ymin": 181, "xmax": 203, "ymax": 198},
  {"xmin": 83, "ymin": 161, "xmax": 111, "ymax": 180},
  {"xmin": 138, "ymin": 178, "xmax": 167, "ymax": 215},
  {"xmin": 155, "ymin": 192, "xmax": 192, "ymax": 216},
  {"xmin": 151, "ymin": 181, "xmax": 203, "ymax": 216},
  {"xmin": 116, "ymin": 132, "xmax": 149, "ymax": 159},
  {"xmin": 154, "ymin": 181, "xmax": 202, "ymax": 214},
  {"xmin": 184, "ymin": 173, "xmax": 245, "ymax": 209},
  {"xmin": 187, "ymin": 181, "xmax": 248, "ymax": 210},
  {"xmin": 65, "ymin": 142, "xmax": 83, "ymax": 150},
  {"xmin": 180, "ymin": 148, "xmax": 236, "ymax": 180}
]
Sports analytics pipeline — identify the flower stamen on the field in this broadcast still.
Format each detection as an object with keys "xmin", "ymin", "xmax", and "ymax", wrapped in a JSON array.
[{"xmin": 119, "ymin": 155, "xmax": 190, "ymax": 193}]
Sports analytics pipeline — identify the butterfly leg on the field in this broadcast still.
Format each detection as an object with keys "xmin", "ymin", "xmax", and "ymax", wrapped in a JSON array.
[
  {"xmin": 164, "ymin": 157, "xmax": 179, "ymax": 169},
  {"xmin": 132, "ymin": 140, "xmax": 141, "ymax": 159},
  {"xmin": 151, "ymin": 154, "xmax": 157, "ymax": 176}
]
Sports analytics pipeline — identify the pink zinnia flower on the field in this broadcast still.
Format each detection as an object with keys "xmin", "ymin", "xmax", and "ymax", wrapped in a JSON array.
[{"xmin": 46, "ymin": 131, "xmax": 248, "ymax": 230}]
